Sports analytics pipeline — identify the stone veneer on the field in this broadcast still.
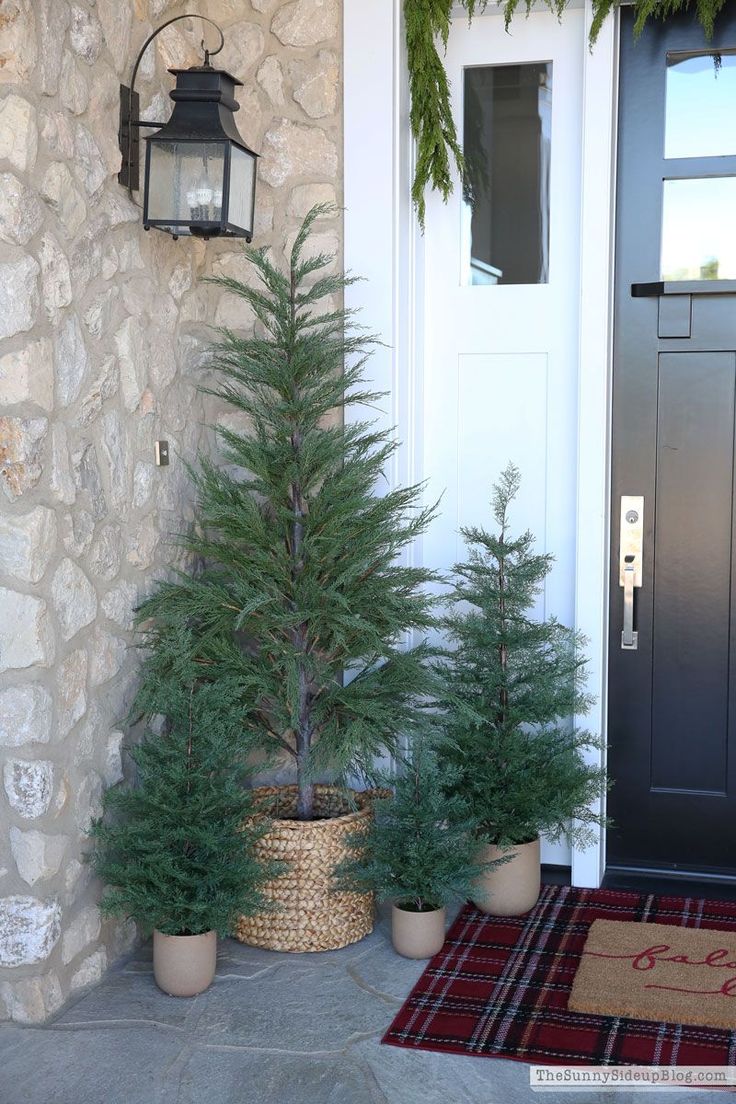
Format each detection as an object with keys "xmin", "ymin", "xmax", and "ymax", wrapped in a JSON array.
[{"xmin": 0, "ymin": 0, "xmax": 342, "ymax": 1023}]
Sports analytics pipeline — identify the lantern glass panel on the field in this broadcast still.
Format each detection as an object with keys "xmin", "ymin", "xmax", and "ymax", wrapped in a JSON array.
[
  {"xmin": 228, "ymin": 146, "xmax": 256, "ymax": 234},
  {"xmin": 148, "ymin": 141, "xmax": 226, "ymax": 226}
]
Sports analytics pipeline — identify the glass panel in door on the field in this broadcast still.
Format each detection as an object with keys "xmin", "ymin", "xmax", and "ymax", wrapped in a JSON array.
[{"xmin": 462, "ymin": 63, "xmax": 552, "ymax": 286}]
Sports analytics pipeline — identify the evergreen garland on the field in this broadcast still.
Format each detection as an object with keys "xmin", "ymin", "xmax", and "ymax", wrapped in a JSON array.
[
  {"xmin": 89, "ymin": 636, "xmax": 278, "ymax": 937},
  {"xmin": 135, "ymin": 206, "xmax": 440, "ymax": 822},
  {"xmin": 405, "ymin": 0, "xmax": 728, "ymax": 224},
  {"xmin": 437, "ymin": 464, "xmax": 607, "ymax": 849},
  {"xmin": 337, "ymin": 736, "xmax": 492, "ymax": 912}
]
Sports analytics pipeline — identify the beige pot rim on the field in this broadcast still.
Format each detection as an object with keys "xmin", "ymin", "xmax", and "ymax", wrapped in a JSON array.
[
  {"xmin": 485, "ymin": 835, "xmax": 538, "ymax": 848},
  {"xmin": 154, "ymin": 929, "xmax": 215, "ymax": 940},
  {"xmin": 393, "ymin": 900, "xmax": 444, "ymax": 914}
]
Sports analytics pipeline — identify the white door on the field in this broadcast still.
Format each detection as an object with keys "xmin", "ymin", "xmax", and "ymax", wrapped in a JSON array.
[{"xmin": 420, "ymin": 8, "xmax": 586, "ymax": 865}]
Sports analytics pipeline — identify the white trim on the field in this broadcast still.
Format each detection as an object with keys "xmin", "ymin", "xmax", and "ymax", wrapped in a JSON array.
[
  {"xmin": 344, "ymin": 0, "xmax": 620, "ymax": 888},
  {"xmin": 570, "ymin": 3, "xmax": 619, "ymax": 888},
  {"xmin": 343, "ymin": 0, "xmax": 396, "ymax": 440},
  {"xmin": 343, "ymin": 0, "xmax": 413, "ymax": 485},
  {"xmin": 343, "ymin": 0, "xmax": 421, "ymax": 584},
  {"xmin": 344, "ymin": 0, "xmax": 421, "ymax": 770}
]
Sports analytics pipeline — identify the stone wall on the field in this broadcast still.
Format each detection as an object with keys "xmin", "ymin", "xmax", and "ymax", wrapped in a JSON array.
[{"xmin": 0, "ymin": 0, "xmax": 342, "ymax": 1023}]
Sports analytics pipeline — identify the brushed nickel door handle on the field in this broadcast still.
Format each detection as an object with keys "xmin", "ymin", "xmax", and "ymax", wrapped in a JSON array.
[{"xmin": 622, "ymin": 560, "xmax": 637, "ymax": 649}]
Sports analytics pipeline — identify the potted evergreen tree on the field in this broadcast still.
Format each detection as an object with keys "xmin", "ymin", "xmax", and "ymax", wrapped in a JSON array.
[
  {"xmin": 338, "ymin": 736, "xmax": 490, "ymax": 958},
  {"xmin": 89, "ymin": 637, "xmax": 277, "ymax": 996},
  {"xmin": 134, "ymin": 207, "xmax": 440, "ymax": 952},
  {"xmin": 438, "ymin": 464, "xmax": 607, "ymax": 916}
]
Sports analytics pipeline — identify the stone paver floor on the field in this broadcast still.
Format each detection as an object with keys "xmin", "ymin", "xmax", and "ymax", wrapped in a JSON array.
[{"xmin": 0, "ymin": 907, "xmax": 730, "ymax": 1104}]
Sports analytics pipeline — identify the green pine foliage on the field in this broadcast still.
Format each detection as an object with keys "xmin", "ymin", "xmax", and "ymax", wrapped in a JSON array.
[
  {"xmin": 89, "ymin": 637, "xmax": 278, "ymax": 937},
  {"xmin": 405, "ymin": 0, "xmax": 473, "ymax": 226},
  {"xmin": 438, "ymin": 464, "xmax": 607, "ymax": 850},
  {"xmin": 589, "ymin": 0, "xmax": 729, "ymax": 43},
  {"xmin": 337, "ymin": 736, "xmax": 491, "ymax": 912},
  {"xmin": 134, "ymin": 206, "xmax": 440, "ymax": 822},
  {"xmin": 404, "ymin": 0, "xmax": 728, "ymax": 223}
]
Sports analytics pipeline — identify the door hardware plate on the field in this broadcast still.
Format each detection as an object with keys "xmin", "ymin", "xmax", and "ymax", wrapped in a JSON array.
[{"xmin": 619, "ymin": 495, "xmax": 644, "ymax": 587}]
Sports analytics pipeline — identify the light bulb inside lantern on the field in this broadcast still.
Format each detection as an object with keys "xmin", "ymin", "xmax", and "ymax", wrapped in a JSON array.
[{"xmin": 195, "ymin": 169, "xmax": 214, "ymax": 219}]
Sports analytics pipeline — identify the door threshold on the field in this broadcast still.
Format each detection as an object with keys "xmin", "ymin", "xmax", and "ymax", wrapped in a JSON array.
[
  {"xmin": 604, "ymin": 864, "xmax": 736, "ymax": 901},
  {"xmin": 541, "ymin": 863, "xmax": 572, "ymax": 887}
]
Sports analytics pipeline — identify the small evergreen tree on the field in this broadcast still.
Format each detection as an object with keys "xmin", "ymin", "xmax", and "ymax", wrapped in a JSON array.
[
  {"xmin": 89, "ymin": 637, "xmax": 278, "ymax": 937},
  {"xmin": 438, "ymin": 464, "xmax": 607, "ymax": 849},
  {"xmin": 338, "ymin": 736, "xmax": 490, "ymax": 912},
  {"xmin": 135, "ymin": 207, "xmax": 439, "ymax": 821}
]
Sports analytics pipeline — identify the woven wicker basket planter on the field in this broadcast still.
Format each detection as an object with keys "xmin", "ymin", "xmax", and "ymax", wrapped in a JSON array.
[{"xmin": 235, "ymin": 785, "xmax": 375, "ymax": 953}]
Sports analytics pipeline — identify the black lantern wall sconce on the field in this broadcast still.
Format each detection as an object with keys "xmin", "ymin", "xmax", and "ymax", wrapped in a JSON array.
[{"xmin": 118, "ymin": 14, "xmax": 258, "ymax": 242}]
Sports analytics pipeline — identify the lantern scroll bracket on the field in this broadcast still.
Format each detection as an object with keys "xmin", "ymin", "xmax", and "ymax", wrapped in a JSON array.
[{"xmin": 118, "ymin": 14, "xmax": 225, "ymax": 194}]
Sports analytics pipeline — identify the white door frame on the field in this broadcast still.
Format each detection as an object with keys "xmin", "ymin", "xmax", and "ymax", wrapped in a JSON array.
[{"xmin": 343, "ymin": 0, "xmax": 619, "ymax": 888}]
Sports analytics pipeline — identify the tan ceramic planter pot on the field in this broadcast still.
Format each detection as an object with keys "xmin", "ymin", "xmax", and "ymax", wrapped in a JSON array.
[
  {"xmin": 471, "ymin": 838, "xmax": 541, "ymax": 916},
  {"xmin": 153, "ymin": 930, "xmax": 217, "ymax": 997},
  {"xmin": 391, "ymin": 903, "xmax": 446, "ymax": 959}
]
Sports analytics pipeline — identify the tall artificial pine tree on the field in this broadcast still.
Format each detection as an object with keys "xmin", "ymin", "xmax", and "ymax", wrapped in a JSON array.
[
  {"xmin": 136, "ymin": 207, "xmax": 439, "ymax": 820},
  {"xmin": 439, "ymin": 464, "xmax": 606, "ymax": 849}
]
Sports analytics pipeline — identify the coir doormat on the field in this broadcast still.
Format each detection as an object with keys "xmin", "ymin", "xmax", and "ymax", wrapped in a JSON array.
[
  {"xmin": 569, "ymin": 918, "xmax": 736, "ymax": 1031},
  {"xmin": 382, "ymin": 884, "xmax": 736, "ymax": 1066}
]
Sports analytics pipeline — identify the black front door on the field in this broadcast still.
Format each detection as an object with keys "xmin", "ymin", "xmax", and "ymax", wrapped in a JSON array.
[{"xmin": 608, "ymin": 8, "xmax": 736, "ymax": 880}]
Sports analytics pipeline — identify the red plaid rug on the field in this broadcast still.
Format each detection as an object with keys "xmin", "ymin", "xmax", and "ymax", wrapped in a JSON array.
[{"xmin": 382, "ymin": 884, "xmax": 736, "ymax": 1065}]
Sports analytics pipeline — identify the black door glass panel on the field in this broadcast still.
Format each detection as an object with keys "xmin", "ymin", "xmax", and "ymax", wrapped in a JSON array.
[
  {"xmin": 462, "ymin": 63, "xmax": 552, "ymax": 286},
  {"xmin": 661, "ymin": 176, "xmax": 736, "ymax": 281},
  {"xmin": 665, "ymin": 49, "xmax": 736, "ymax": 160}
]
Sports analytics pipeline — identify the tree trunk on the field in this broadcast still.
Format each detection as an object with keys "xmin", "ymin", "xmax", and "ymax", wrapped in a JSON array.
[
  {"xmin": 294, "ymin": 657, "xmax": 314, "ymax": 820},
  {"xmin": 296, "ymin": 750, "xmax": 314, "ymax": 820},
  {"xmin": 288, "ymin": 274, "xmax": 314, "ymax": 821},
  {"xmin": 497, "ymin": 520, "xmax": 509, "ymax": 727}
]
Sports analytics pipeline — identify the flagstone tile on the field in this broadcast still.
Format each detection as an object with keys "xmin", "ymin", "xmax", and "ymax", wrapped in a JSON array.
[
  {"xmin": 0, "ymin": 1024, "xmax": 185, "ymax": 1104},
  {"xmin": 191, "ymin": 958, "xmax": 388, "ymax": 1053},
  {"xmin": 52, "ymin": 964, "xmax": 196, "ymax": 1029},
  {"xmin": 166, "ymin": 1047, "xmax": 373, "ymax": 1104}
]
